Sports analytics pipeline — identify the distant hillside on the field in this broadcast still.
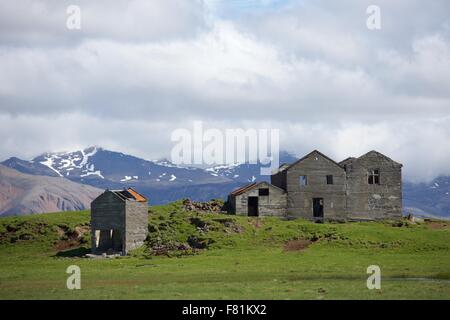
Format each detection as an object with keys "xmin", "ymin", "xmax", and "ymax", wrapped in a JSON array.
[
  {"xmin": 0, "ymin": 147, "xmax": 296, "ymax": 206},
  {"xmin": 403, "ymin": 176, "xmax": 450, "ymax": 218},
  {"xmin": 0, "ymin": 165, "xmax": 102, "ymax": 216}
]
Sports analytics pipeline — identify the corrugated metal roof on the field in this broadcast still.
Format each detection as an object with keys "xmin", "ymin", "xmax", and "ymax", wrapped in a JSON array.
[
  {"xmin": 127, "ymin": 188, "xmax": 147, "ymax": 202},
  {"xmin": 111, "ymin": 188, "xmax": 147, "ymax": 202}
]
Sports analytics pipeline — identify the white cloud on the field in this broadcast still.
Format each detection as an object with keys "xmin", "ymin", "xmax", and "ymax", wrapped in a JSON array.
[
  {"xmin": 0, "ymin": 0, "xmax": 206, "ymax": 44},
  {"xmin": 1, "ymin": 0, "xmax": 450, "ymax": 182}
]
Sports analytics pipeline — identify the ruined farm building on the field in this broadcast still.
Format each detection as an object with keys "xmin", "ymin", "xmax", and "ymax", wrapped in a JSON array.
[
  {"xmin": 91, "ymin": 188, "xmax": 148, "ymax": 255},
  {"xmin": 228, "ymin": 181, "xmax": 287, "ymax": 217},
  {"xmin": 229, "ymin": 150, "xmax": 402, "ymax": 221}
]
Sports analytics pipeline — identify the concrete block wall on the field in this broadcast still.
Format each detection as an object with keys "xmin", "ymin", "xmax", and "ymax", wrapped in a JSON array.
[
  {"xmin": 91, "ymin": 191, "xmax": 125, "ymax": 254},
  {"xmin": 285, "ymin": 151, "xmax": 347, "ymax": 220},
  {"xmin": 125, "ymin": 201, "xmax": 149, "ymax": 253},
  {"xmin": 234, "ymin": 182, "xmax": 287, "ymax": 217},
  {"xmin": 345, "ymin": 151, "xmax": 402, "ymax": 220},
  {"xmin": 91, "ymin": 190, "xmax": 148, "ymax": 255}
]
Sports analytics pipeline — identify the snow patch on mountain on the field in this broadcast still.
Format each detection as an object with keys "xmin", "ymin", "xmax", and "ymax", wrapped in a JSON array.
[
  {"xmin": 79, "ymin": 147, "xmax": 98, "ymax": 167},
  {"xmin": 81, "ymin": 171, "xmax": 105, "ymax": 179},
  {"xmin": 206, "ymin": 163, "xmax": 241, "ymax": 175},
  {"xmin": 40, "ymin": 158, "xmax": 62, "ymax": 177},
  {"xmin": 120, "ymin": 175, "xmax": 139, "ymax": 182},
  {"xmin": 36, "ymin": 147, "xmax": 105, "ymax": 180}
]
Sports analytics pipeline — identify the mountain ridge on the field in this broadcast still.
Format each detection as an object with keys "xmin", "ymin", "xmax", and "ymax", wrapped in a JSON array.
[
  {"xmin": 0, "ymin": 164, "xmax": 102, "ymax": 216},
  {"xmin": 1, "ymin": 147, "xmax": 449, "ymax": 217}
]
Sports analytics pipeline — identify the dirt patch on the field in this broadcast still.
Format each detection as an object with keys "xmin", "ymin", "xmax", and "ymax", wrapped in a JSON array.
[
  {"xmin": 284, "ymin": 239, "xmax": 313, "ymax": 252},
  {"xmin": 249, "ymin": 218, "xmax": 263, "ymax": 228},
  {"xmin": 425, "ymin": 221, "xmax": 450, "ymax": 230},
  {"xmin": 54, "ymin": 239, "xmax": 82, "ymax": 251},
  {"xmin": 54, "ymin": 225, "xmax": 90, "ymax": 251}
]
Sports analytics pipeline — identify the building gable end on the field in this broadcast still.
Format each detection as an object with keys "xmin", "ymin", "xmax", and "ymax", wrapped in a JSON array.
[{"xmin": 286, "ymin": 150, "xmax": 344, "ymax": 172}]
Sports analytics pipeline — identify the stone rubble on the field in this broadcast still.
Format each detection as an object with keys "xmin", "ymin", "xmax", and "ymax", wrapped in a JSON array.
[{"xmin": 182, "ymin": 198, "xmax": 227, "ymax": 213}]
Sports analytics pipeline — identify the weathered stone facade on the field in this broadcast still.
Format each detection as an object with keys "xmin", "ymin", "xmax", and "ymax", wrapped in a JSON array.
[
  {"xmin": 281, "ymin": 151, "xmax": 347, "ymax": 220},
  {"xmin": 91, "ymin": 188, "xmax": 148, "ymax": 255},
  {"xmin": 342, "ymin": 151, "xmax": 402, "ymax": 220},
  {"xmin": 229, "ymin": 150, "xmax": 402, "ymax": 221},
  {"xmin": 228, "ymin": 181, "xmax": 287, "ymax": 217}
]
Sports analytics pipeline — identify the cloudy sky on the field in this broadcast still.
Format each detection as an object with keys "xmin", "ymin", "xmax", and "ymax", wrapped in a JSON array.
[{"xmin": 0, "ymin": 0, "xmax": 449, "ymax": 182}]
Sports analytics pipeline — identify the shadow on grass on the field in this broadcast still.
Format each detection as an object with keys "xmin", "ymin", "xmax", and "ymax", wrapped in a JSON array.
[{"xmin": 55, "ymin": 246, "xmax": 90, "ymax": 258}]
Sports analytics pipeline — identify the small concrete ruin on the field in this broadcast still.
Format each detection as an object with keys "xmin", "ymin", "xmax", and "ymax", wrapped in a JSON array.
[
  {"xmin": 90, "ymin": 188, "xmax": 148, "ymax": 255},
  {"xmin": 229, "ymin": 150, "xmax": 403, "ymax": 221},
  {"xmin": 228, "ymin": 181, "xmax": 287, "ymax": 217}
]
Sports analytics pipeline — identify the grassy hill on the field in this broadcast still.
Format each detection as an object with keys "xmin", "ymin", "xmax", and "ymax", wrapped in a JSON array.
[{"xmin": 0, "ymin": 201, "xmax": 449, "ymax": 299}]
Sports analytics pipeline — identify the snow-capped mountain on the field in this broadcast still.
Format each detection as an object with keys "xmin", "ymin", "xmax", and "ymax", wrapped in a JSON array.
[
  {"xmin": 2, "ymin": 147, "xmax": 449, "ymax": 217},
  {"xmin": 204, "ymin": 151, "xmax": 299, "ymax": 183},
  {"xmin": 3, "ymin": 147, "xmax": 297, "ymax": 187},
  {"xmin": 29, "ymin": 146, "xmax": 229, "ymax": 186},
  {"xmin": 1, "ymin": 147, "xmax": 239, "ymax": 205},
  {"xmin": 403, "ymin": 176, "xmax": 450, "ymax": 218},
  {"xmin": 2, "ymin": 156, "xmax": 60, "ymax": 177},
  {"xmin": 1, "ymin": 147, "xmax": 296, "ymax": 205}
]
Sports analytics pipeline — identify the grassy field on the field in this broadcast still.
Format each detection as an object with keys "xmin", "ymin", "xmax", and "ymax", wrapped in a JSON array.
[{"xmin": 0, "ymin": 201, "xmax": 449, "ymax": 299}]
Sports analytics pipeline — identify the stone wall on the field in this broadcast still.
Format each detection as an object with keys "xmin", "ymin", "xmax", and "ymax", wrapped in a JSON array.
[
  {"xmin": 234, "ymin": 182, "xmax": 287, "ymax": 217},
  {"xmin": 90, "ymin": 191, "xmax": 148, "ymax": 254},
  {"xmin": 90, "ymin": 191, "xmax": 125, "ymax": 254},
  {"xmin": 285, "ymin": 151, "xmax": 347, "ymax": 220},
  {"xmin": 124, "ymin": 200, "xmax": 148, "ymax": 253},
  {"xmin": 231, "ymin": 150, "xmax": 403, "ymax": 221},
  {"xmin": 345, "ymin": 151, "xmax": 402, "ymax": 220},
  {"xmin": 271, "ymin": 169, "xmax": 287, "ymax": 190}
]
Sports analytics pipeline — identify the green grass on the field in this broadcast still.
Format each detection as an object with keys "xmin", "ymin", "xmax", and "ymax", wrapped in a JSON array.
[{"xmin": 0, "ymin": 201, "xmax": 449, "ymax": 299}]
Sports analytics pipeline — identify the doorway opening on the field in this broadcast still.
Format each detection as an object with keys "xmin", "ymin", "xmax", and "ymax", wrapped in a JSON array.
[
  {"xmin": 94, "ymin": 229, "xmax": 123, "ymax": 253},
  {"xmin": 313, "ymin": 198, "xmax": 324, "ymax": 219},
  {"xmin": 248, "ymin": 196, "xmax": 259, "ymax": 217}
]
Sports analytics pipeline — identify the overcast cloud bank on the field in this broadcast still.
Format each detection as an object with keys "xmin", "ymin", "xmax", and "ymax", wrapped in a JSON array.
[{"xmin": 0, "ymin": 0, "xmax": 449, "ymax": 183}]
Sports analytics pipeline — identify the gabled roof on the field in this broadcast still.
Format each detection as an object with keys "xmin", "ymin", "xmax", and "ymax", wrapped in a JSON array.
[
  {"xmin": 230, "ymin": 183, "xmax": 257, "ymax": 196},
  {"xmin": 356, "ymin": 150, "xmax": 403, "ymax": 167},
  {"xmin": 111, "ymin": 188, "xmax": 147, "ymax": 202},
  {"xmin": 339, "ymin": 157, "xmax": 356, "ymax": 166},
  {"xmin": 230, "ymin": 181, "xmax": 285, "ymax": 196},
  {"xmin": 284, "ymin": 150, "xmax": 344, "ymax": 171},
  {"xmin": 274, "ymin": 163, "xmax": 290, "ymax": 173},
  {"xmin": 127, "ymin": 188, "xmax": 147, "ymax": 202}
]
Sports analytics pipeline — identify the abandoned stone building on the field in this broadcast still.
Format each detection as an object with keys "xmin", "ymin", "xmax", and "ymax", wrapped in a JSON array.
[
  {"xmin": 229, "ymin": 150, "xmax": 402, "ymax": 220},
  {"xmin": 229, "ymin": 181, "xmax": 287, "ymax": 217},
  {"xmin": 91, "ymin": 188, "xmax": 148, "ymax": 255}
]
